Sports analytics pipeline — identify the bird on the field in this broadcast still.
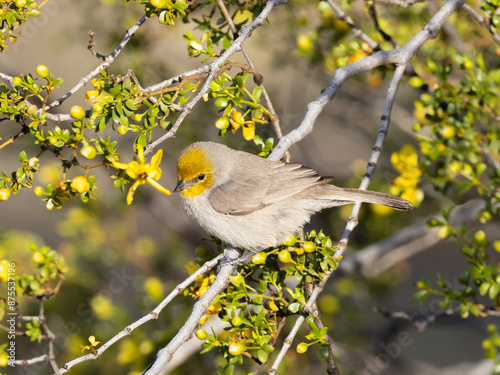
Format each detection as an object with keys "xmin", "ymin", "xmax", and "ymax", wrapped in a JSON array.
[{"xmin": 174, "ymin": 142, "xmax": 413, "ymax": 250}]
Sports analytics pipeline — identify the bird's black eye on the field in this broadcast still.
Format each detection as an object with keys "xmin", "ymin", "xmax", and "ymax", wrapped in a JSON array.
[{"xmin": 197, "ymin": 174, "xmax": 206, "ymax": 181}]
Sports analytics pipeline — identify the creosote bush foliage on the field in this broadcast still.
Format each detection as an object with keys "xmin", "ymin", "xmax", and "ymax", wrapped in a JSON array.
[{"xmin": 1, "ymin": 0, "xmax": 500, "ymax": 374}]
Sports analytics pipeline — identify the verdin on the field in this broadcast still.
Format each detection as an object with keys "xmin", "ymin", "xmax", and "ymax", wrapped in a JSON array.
[{"xmin": 174, "ymin": 142, "xmax": 413, "ymax": 250}]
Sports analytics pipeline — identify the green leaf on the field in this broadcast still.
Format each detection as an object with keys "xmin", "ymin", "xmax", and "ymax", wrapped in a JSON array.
[
  {"xmin": 411, "ymin": 289, "xmax": 428, "ymax": 302},
  {"xmin": 288, "ymin": 302, "xmax": 301, "ymax": 313},
  {"xmin": 257, "ymin": 350, "xmax": 268, "ymax": 363},
  {"xmin": 252, "ymin": 86, "xmax": 263, "ymax": 102},
  {"xmin": 489, "ymin": 284, "xmax": 500, "ymax": 300},
  {"xmin": 480, "ymin": 282, "xmax": 491, "ymax": 296},
  {"xmin": 19, "ymin": 151, "xmax": 27, "ymax": 163}
]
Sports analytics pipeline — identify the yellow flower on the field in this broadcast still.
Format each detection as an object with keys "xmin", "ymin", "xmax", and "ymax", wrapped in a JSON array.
[
  {"xmin": 112, "ymin": 145, "xmax": 171, "ymax": 204},
  {"xmin": 184, "ymin": 261, "xmax": 215, "ymax": 298},
  {"xmin": 80, "ymin": 335, "xmax": 101, "ymax": 353},
  {"xmin": 242, "ymin": 122, "xmax": 255, "ymax": 141},
  {"xmin": 391, "ymin": 145, "xmax": 424, "ymax": 205}
]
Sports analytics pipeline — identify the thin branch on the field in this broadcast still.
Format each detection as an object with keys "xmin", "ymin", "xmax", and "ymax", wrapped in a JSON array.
[
  {"xmin": 269, "ymin": 61, "xmax": 408, "ymax": 375},
  {"xmin": 266, "ymin": 7, "xmax": 472, "ymax": 359},
  {"xmin": 304, "ymin": 283, "xmax": 340, "ymax": 375},
  {"xmin": 142, "ymin": 248, "xmax": 240, "ymax": 375},
  {"xmin": 58, "ymin": 253, "xmax": 224, "ymax": 374},
  {"xmin": 461, "ymin": 3, "xmax": 500, "ymax": 47},
  {"xmin": 368, "ymin": 2, "xmax": 399, "ymax": 48},
  {"xmin": 375, "ymin": 306, "xmax": 459, "ymax": 332},
  {"xmin": 373, "ymin": 0, "xmax": 428, "ymax": 7},
  {"xmin": 428, "ymin": 0, "xmax": 467, "ymax": 53},
  {"xmin": 337, "ymin": 63, "xmax": 407, "ymax": 257},
  {"xmin": 268, "ymin": 0, "xmax": 467, "ymax": 162},
  {"xmin": 338, "ymin": 199, "xmax": 486, "ymax": 278},
  {"xmin": 480, "ymin": 141, "xmax": 500, "ymax": 171},
  {"xmin": 144, "ymin": 0, "xmax": 289, "ymax": 156},
  {"xmin": 43, "ymin": 15, "xmax": 147, "ymax": 113},
  {"xmin": 325, "ymin": 0, "xmax": 381, "ymax": 52},
  {"xmin": 214, "ymin": 0, "xmax": 289, "ymax": 161}
]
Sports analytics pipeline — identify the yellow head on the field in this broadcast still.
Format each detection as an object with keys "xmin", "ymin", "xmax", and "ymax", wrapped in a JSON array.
[{"xmin": 175, "ymin": 145, "xmax": 214, "ymax": 198}]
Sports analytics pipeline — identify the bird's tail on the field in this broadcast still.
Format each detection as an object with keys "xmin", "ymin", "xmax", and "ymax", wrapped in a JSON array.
[{"xmin": 320, "ymin": 185, "xmax": 414, "ymax": 211}]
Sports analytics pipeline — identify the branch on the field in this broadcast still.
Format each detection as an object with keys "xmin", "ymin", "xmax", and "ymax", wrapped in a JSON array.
[
  {"xmin": 375, "ymin": 306, "xmax": 459, "ymax": 332},
  {"xmin": 325, "ymin": 0, "xmax": 381, "ymax": 52},
  {"xmin": 144, "ymin": 0, "xmax": 289, "ymax": 156},
  {"xmin": 268, "ymin": 0, "xmax": 467, "ymax": 161},
  {"xmin": 214, "ymin": 0, "xmax": 288, "ymax": 161},
  {"xmin": 0, "ymin": 16, "xmax": 148, "ymax": 124},
  {"xmin": 142, "ymin": 248, "xmax": 240, "ymax": 375},
  {"xmin": 368, "ymin": 2, "xmax": 399, "ymax": 49},
  {"xmin": 462, "ymin": 3, "xmax": 500, "ymax": 48},
  {"xmin": 43, "ymin": 15, "xmax": 148, "ymax": 113},
  {"xmin": 57, "ymin": 253, "xmax": 223, "ymax": 374},
  {"xmin": 373, "ymin": 0, "xmax": 428, "ymax": 7}
]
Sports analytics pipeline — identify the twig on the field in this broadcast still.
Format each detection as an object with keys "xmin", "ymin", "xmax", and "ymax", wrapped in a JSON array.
[
  {"xmin": 480, "ymin": 141, "xmax": 500, "ymax": 171},
  {"xmin": 87, "ymin": 31, "xmax": 107, "ymax": 61},
  {"xmin": 325, "ymin": 0, "xmax": 381, "ymax": 52},
  {"xmin": 57, "ymin": 253, "xmax": 224, "ymax": 374},
  {"xmin": 144, "ymin": 0, "xmax": 289, "ymax": 156},
  {"xmin": 374, "ymin": 306, "xmax": 459, "ymax": 332},
  {"xmin": 214, "ymin": 0, "xmax": 289, "ymax": 161},
  {"xmin": 266, "ymin": 2, "xmax": 466, "ymax": 368},
  {"xmin": 142, "ymin": 248, "xmax": 240, "ymax": 375},
  {"xmin": 269, "ymin": 64, "xmax": 407, "ymax": 374},
  {"xmin": 368, "ymin": 2, "xmax": 399, "ymax": 48},
  {"xmin": 38, "ymin": 300, "xmax": 61, "ymax": 374},
  {"xmin": 43, "ymin": 15, "xmax": 147, "ymax": 113},
  {"xmin": 338, "ymin": 199, "xmax": 486, "ymax": 278},
  {"xmin": 268, "ymin": 0, "xmax": 467, "ymax": 162},
  {"xmin": 304, "ymin": 283, "xmax": 340, "ymax": 375},
  {"xmin": 461, "ymin": 3, "xmax": 500, "ymax": 48},
  {"xmin": 373, "ymin": 0, "xmax": 427, "ymax": 7},
  {"xmin": 428, "ymin": 0, "xmax": 467, "ymax": 53},
  {"xmin": 337, "ymin": 63, "xmax": 406, "ymax": 256}
]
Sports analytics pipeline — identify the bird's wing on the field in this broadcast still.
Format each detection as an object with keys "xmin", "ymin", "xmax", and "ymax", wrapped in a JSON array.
[
  {"xmin": 207, "ymin": 177, "xmax": 269, "ymax": 215},
  {"xmin": 262, "ymin": 163, "xmax": 333, "ymax": 204},
  {"xmin": 208, "ymin": 162, "xmax": 333, "ymax": 215}
]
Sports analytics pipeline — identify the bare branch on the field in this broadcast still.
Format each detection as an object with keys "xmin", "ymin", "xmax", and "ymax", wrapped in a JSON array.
[
  {"xmin": 58, "ymin": 253, "xmax": 223, "ymax": 374},
  {"xmin": 375, "ymin": 306, "xmax": 459, "ymax": 332},
  {"xmin": 462, "ymin": 3, "xmax": 500, "ymax": 47},
  {"xmin": 325, "ymin": 0, "xmax": 381, "ymax": 52},
  {"xmin": 339, "ymin": 199, "xmax": 486, "ymax": 278},
  {"xmin": 373, "ymin": 0, "xmax": 428, "ymax": 7},
  {"xmin": 215, "ymin": 0, "xmax": 288, "ymax": 161},
  {"xmin": 142, "ymin": 248, "xmax": 240, "ymax": 375},
  {"xmin": 43, "ymin": 15, "xmax": 147, "ymax": 112},
  {"xmin": 268, "ymin": 0, "xmax": 467, "ymax": 161},
  {"xmin": 269, "ymin": 33, "xmax": 409, "ymax": 373},
  {"xmin": 368, "ymin": 2, "xmax": 399, "ymax": 48},
  {"xmin": 144, "ymin": 0, "xmax": 289, "ymax": 156}
]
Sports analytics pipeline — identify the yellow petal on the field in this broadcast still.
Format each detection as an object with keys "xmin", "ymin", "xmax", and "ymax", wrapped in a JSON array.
[
  {"xmin": 126, "ymin": 181, "xmax": 142, "ymax": 205},
  {"xmin": 126, "ymin": 161, "xmax": 142, "ymax": 179},
  {"xmin": 184, "ymin": 261, "xmax": 200, "ymax": 275},
  {"xmin": 147, "ymin": 177, "xmax": 171, "ymax": 195},
  {"xmin": 151, "ymin": 149, "xmax": 163, "ymax": 170},
  {"xmin": 242, "ymin": 123, "xmax": 255, "ymax": 141},
  {"xmin": 137, "ymin": 144, "xmax": 145, "ymax": 165},
  {"xmin": 111, "ymin": 160, "xmax": 130, "ymax": 170}
]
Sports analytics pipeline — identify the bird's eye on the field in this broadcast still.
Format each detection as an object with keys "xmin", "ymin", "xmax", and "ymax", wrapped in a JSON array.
[{"xmin": 197, "ymin": 174, "xmax": 206, "ymax": 181}]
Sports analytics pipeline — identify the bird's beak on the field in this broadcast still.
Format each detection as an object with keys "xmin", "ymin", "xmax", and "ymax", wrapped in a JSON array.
[{"xmin": 174, "ymin": 179, "xmax": 187, "ymax": 193}]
